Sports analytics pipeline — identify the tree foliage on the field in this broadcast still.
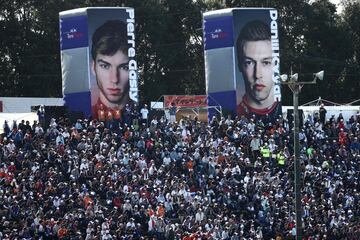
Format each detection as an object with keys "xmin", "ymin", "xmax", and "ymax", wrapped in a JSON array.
[{"xmin": 0, "ymin": 0, "xmax": 359, "ymax": 105}]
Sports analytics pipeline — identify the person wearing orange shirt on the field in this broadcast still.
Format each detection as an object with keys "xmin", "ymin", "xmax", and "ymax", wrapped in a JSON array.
[
  {"xmin": 186, "ymin": 159, "xmax": 194, "ymax": 177},
  {"xmin": 57, "ymin": 225, "xmax": 68, "ymax": 239},
  {"xmin": 83, "ymin": 194, "xmax": 93, "ymax": 209},
  {"xmin": 147, "ymin": 206, "xmax": 155, "ymax": 218}
]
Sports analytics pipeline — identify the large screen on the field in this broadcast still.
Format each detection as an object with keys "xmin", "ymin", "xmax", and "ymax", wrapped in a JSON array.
[
  {"xmin": 204, "ymin": 8, "xmax": 281, "ymax": 122},
  {"xmin": 60, "ymin": 7, "xmax": 138, "ymax": 119}
]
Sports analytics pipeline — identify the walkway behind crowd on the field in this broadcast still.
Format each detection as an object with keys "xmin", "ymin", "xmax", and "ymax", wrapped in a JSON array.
[{"xmin": 0, "ymin": 109, "xmax": 359, "ymax": 239}]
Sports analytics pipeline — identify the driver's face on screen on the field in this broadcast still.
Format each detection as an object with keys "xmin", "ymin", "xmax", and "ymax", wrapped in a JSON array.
[
  {"xmin": 92, "ymin": 50, "xmax": 129, "ymax": 108},
  {"xmin": 240, "ymin": 40, "xmax": 274, "ymax": 104}
]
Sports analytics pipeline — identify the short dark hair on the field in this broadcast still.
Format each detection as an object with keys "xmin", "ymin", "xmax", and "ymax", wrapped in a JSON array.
[
  {"xmin": 236, "ymin": 20, "xmax": 271, "ymax": 64},
  {"xmin": 91, "ymin": 20, "xmax": 128, "ymax": 60}
]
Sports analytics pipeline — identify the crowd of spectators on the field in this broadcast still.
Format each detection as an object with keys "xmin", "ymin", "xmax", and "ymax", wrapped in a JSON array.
[{"xmin": 0, "ymin": 106, "xmax": 359, "ymax": 239}]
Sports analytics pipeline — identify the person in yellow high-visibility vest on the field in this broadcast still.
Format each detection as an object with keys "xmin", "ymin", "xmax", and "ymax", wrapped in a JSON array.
[
  {"xmin": 276, "ymin": 149, "xmax": 286, "ymax": 167},
  {"xmin": 260, "ymin": 142, "xmax": 271, "ymax": 164}
]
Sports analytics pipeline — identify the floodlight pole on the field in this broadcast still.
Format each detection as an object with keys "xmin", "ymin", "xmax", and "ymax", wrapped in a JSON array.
[{"xmin": 282, "ymin": 76, "xmax": 318, "ymax": 240}]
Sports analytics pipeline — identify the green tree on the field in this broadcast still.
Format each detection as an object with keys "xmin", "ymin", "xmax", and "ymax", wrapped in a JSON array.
[
  {"xmin": 0, "ymin": 0, "xmax": 63, "ymax": 97},
  {"xmin": 297, "ymin": 0, "xmax": 354, "ymax": 104},
  {"xmin": 0, "ymin": 0, "xmax": 359, "ymax": 106},
  {"xmin": 340, "ymin": 0, "xmax": 360, "ymax": 103},
  {"xmin": 132, "ymin": 0, "xmax": 205, "ymax": 103}
]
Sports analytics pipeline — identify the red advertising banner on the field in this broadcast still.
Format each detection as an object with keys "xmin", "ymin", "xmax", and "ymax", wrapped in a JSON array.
[{"xmin": 164, "ymin": 95, "xmax": 208, "ymax": 108}]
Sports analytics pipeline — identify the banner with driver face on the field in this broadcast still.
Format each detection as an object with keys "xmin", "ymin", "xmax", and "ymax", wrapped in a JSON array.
[
  {"xmin": 204, "ymin": 8, "xmax": 281, "ymax": 121},
  {"xmin": 60, "ymin": 7, "xmax": 138, "ymax": 119}
]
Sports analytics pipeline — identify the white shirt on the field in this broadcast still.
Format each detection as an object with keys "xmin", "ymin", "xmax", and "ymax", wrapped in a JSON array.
[
  {"xmin": 163, "ymin": 156, "xmax": 171, "ymax": 166},
  {"xmin": 195, "ymin": 211, "xmax": 205, "ymax": 223},
  {"xmin": 150, "ymin": 119, "xmax": 158, "ymax": 126},
  {"xmin": 140, "ymin": 107, "xmax": 149, "ymax": 119},
  {"xmin": 6, "ymin": 142, "xmax": 16, "ymax": 153}
]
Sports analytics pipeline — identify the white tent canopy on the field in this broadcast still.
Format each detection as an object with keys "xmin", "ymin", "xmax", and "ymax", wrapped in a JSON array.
[
  {"xmin": 0, "ymin": 112, "xmax": 38, "ymax": 134},
  {"xmin": 283, "ymin": 98, "xmax": 360, "ymax": 122}
]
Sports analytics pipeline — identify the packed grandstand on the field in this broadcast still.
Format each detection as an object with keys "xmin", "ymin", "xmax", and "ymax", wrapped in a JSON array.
[{"xmin": 0, "ymin": 109, "xmax": 359, "ymax": 239}]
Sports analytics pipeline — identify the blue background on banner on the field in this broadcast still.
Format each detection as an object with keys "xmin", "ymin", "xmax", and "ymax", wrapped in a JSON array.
[
  {"xmin": 204, "ymin": 16, "xmax": 234, "ymax": 50},
  {"xmin": 208, "ymin": 90, "xmax": 237, "ymax": 120},
  {"xmin": 60, "ymin": 15, "xmax": 88, "ymax": 50},
  {"xmin": 64, "ymin": 91, "xmax": 91, "ymax": 118}
]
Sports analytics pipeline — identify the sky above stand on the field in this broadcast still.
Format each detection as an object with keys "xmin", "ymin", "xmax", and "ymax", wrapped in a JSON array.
[{"xmin": 329, "ymin": 0, "xmax": 343, "ymax": 13}]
